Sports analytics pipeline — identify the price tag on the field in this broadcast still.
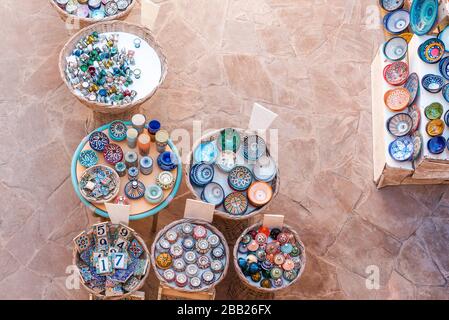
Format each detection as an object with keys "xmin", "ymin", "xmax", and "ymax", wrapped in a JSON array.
[
  {"xmin": 184, "ymin": 199, "xmax": 215, "ymax": 223},
  {"xmin": 248, "ymin": 103, "xmax": 278, "ymax": 131},
  {"xmin": 262, "ymin": 214, "xmax": 284, "ymax": 229}
]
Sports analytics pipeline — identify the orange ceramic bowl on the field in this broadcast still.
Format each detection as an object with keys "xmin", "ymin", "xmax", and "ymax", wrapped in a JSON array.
[
  {"xmin": 426, "ymin": 119, "xmax": 445, "ymax": 137},
  {"xmin": 384, "ymin": 88, "xmax": 410, "ymax": 111}
]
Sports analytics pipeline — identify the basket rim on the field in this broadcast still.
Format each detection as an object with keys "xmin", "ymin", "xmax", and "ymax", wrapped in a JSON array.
[
  {"xmin": 184, "ymin": 128, "xmax": 281, "ymax": 221},
  {"xmin": 150, "ymin": 218, "xmax": 230, "ymax": 293},
  {"xmin": 232, "ymin": 222, "xmax": 306, "ymax": 293},
  {"xmin": 58, "ymin": 20, "xmax": 168, "ymax": 112},
  {"xmin": 72, "ymin": 223, "xmax": 151, "ymax": 300}
]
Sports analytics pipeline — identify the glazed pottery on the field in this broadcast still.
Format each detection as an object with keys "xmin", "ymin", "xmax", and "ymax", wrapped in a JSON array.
[
  {"xmin": 144, "ymin": 184, "xmax": 164, "ymax": 204},
  {"xmin": 386, "ymin": 113, "xmax": 413, "ymax": 137},
  {"xmin": 428, "ymin": 136, "xmax": 446, "ymax": 154},
  {"xmin": 384, "ymin": 36, "xmax": 408, "ymax": 61},
  {"xmin": 384, "ymin": 88, "xmax": 411, "ymax": 111},
  {"xmin": 124, "ymin": 180, "xmax": 146, "ymax": 200},
  {"xmin": 442, "ymin": 84, "xmax": 449, "ymax": 103},
  {"xmin": 201, "ymin": 182, "xmax": 225, "ymax": 207},
  {"xmin": 247, "ymin": 181, "xmax": 273, "ymax": 207},
  {"xmin": 193, "ymin": 142, "xmax": 218, "ymax": 164},
  {"xmin": 190, "ymin": 163, "xmax": 214, "ymax": 187},
  {"xmin": 424, "ymin": 102, "xmax": 444, "ymax": 119},
  {"xmin": 243, "ymin": 135, "xmax": 267, "ymax": 161},
  {"xmin": 157, "ymin": 151, "xmax": 178, "ymax": 171},
  {"xmin": 403, "ymin": 72, "xmax": 419, "ymax": 105},
  {"xmin": 422, "ymin": 74, "xmax": 445, "ymax": 93},
  {"xmin": 408, "ymin": 104, "xmax": 421, "ymax": 132},
  {"xmin": 108, "ymin": 120, "xmax": 127, "ymax": 141},
  {"xmin": 78, "ymin": 149, "xmax": 98, "ymax": 168},
  {"xmin": 438, "ymin": 25, "xmax": 449, "ymax": 52},
  {"xmin": 444, "ymin": 110, "xmax": 449, "ymax": 126},
  {"xmin": 389, "ymin": 136, "xmax": 414, "ymax": 162},
  {"xmin": 216, "ymin": 151, "xmax": 237, "ymax": 173},
  {"xmin": 253, "ymin": 155, "xmax": 277, "ymax": 182},
  {"xmin": 426, "ymin": 119, "xmax": 445, "ymax": 136},
  {"xmin": 224, "ymin": 192, "xmax": 248, "ymax": 216},
  {"xmin": 384, "ymin": 61, "xmax": 409, "ymax": 86},
  {"xmin": 384, "ymin": 9, "xmax": 410, "ymax": 34},
  {"xmin": 79, "ymin": 165, "xmax": 120, "ymax": 204},
  {"xmin": 412, "ymin": 131, "xmax": 423, "ymax": 160},
  {"xmin": 418, "ymin": 38, "xmax": 445, "ymax": 64},
  {"xmin": 228, "ymin": 166, "xmax": 253, "ymax": 191},
  {"xmin": 379, "ymin": 0, "xmax": 404, "ymax": 12},
  {"xmin": 103, "ymin": 143, "xmax": 124, "ymax": 165},
  {"xmin": 89, "ymin": 131, "xmax": 110, "ymax": 152},
  {"xmin": 410, "ymin": 0, "xmax": 438, "ymax": 36},
  {"xmin": 217, "ymin": 128, "xmax": 241, "ymax": 153},
  {"xmin": 439, "ymin": 57, "xmax": 449, "ymax": 80}
]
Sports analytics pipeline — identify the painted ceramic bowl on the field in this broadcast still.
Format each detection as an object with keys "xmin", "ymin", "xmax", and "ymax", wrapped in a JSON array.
[
  {"xmin": 412, "ymin": 131, "xmax": 423, "ymax": 160},
  {"xmin": 418, "ymin": 38, "xmax": 445, "ymax": 64},
  {"xmin": 408, "ymin": 104, "xmax": 421, "ymax": 132},
  {"xmin": 88, "ymin": 131, "xmax": 110, "ymax": 152},
  {"xmin": 379, "ymin": 0, "xmax": 404, "ymax": 12},
  {"xmin": 384, "ymin": 9, "xmax": 410, "ymax": 35},
  {"xmin": 79, "ymin": 165, "xmax": 120, "ymax": 204},
  {"xmin": 426, "ymin": 119, "xmax": 445, "ymax": 137},
  {"xmin": 103, "ymin": 143, "xmax": 124, "ymax": 165},
  {"xmin": 201, "ymin": 182, "xmax": 225, "ymax": 207},
  {"xmin": 422, "ymin": 74, "xmax": 445, "ymax": 93},
  {"xmin": 387, "ymin": 113, "xmax": 413, "ymax": 137},
  {"xmin": 228, "ymin": 166, "xmax": 253, "ymax": 191},
  {"xmin": 438, "ymin": 25, "xmax": 449, "ymax": 52},
  {"xmin": 410, "ymin": 0, "xmax": 438, "ymax": 36},
  {"xmin": 384, "ymin": 88, "xmax": 411, "ymax": 111},
  {"xmin": 193, "ymin": 142, "xmax": 218, "ymax": 164},
  {"xmin": 428, "ymin": 136, "xmax": 447, "ymax": 154},
  {"xmin": 190, "ymin": 163, "xmax": 214, "ymax": 187},
  {"xmin": 439, "ymin": 57, "xmax": 449, "ymax": 81},
  {"xmin": 108, "ymin": 120, "xmax": 128, "ymax": 142},
  {"xmin": 444, "ymin": 110, "xmax": 449, "ymax": 126},
  {"xmin": 383, "ymin": 62, "xmax": 409, "ymax": 86},
  {"xmin": 389, "ymin": 136, "xmax": 414, "ymax": 162},
  {"xmin": 78, "ymin": 149, "xmax": 99, "ymax": 168},
  {"xmin": 384, "ymin": 36, "xmax": 408, "ymax": 61},
  {"xmin": 442, "ymin": 84, "xmax": 449, "ymax": 103},
  {"xmin": 424, "ymin": 102, "xmax": 444, "ymax": 119},
  {"xmin": 403, "ymin": 72, "xmax": 419, "ymax": 105}
]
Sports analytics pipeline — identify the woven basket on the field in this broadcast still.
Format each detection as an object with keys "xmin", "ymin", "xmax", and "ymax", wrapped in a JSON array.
[
  {"xmin": 59, "ymin": 20, "xmax": 168, "ymax": 114},
  {"xmin": 78, "ymin": 164, "xmax": 121, "ymax": 204},
  {"xmin": 233, "ymin": 222, "xmax": 306, "ymax": 293},
  {"xmin": 72, "ymin": 224, "xmax": 151, "ymax": 300},
  {"xmin": 50, "ymin": 0, "xmax": 136, "ymax": 29},
  {"xmin": 185, "ymin": 128, "xmax": 281, "ymax": 221},
  {"xmin": 150, "ymin": 218, "xmax": 230, "ymax": 293}
]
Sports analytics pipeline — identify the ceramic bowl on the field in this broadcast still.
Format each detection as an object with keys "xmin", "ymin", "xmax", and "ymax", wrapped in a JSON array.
[
  {"xmin": 424, "ymin": 102, "xmax": 444, "ymax": 119},
  {"xmin": 108, "ymin": 120, "xmax": 128, "ymax": 142},
  {"xmin": 384, "ymin": 9, "xmax": 410, "ymax": 35},
  {"xmin": 408, "ymin": 104, "xmax": 421, "ymax": 132},
  {"xmin": 78, "ymin": 150, "xmax": 99, "ymax": 168},
  {"xmin": 384, "ymin": 87, "xmax": 411, "ymax": 111},
  {"xmin": 412, "ymin": 131, "xmax": 423, "ymax": 160},
  {"xmin": 410, "ymin": 0, "xmax": 438, "ymax": 36},
  {"xmin": 445, "ymin": 110, "xmax": 449, "ymax": 126},
  {"xmin": 438, "ymin": 25, "xmax": 449, "ymax": 52},
  {"xmin": 389, "ymin": 136, "xmax": 414, "ymax": 162},
  {"xmin": 426, "ymin": 119, "xmax": 445, "ymax": 137},
  {"xmin": 428, "ymin": 136, "xmax": 447, "ymax": 154},
  {"xmin": 387, "ymin": 113, "xmax": 413, "ymax": 137},
  {"xmin": 384, "ymin": 61, "xmax": 409, "ymax": 86},
  {"xmin": 384, "ymin": 36, "xmax": 408, "ymax": 61},
  {"xmin": 442, "ymin": 84, "xmax": 449, "ymax": 103},
  {"xmin": 403, "ymin": 72, "xmax": 419, "ymax": 105},
  {"xmin": 422, "ymin": 74, "xmax": 445, "ymax": 93},
  {"xmin": 379, "ymin": 0, "xmax": 404, "ymax": 12},
  {"xmin": 439, "ymin": 57, "xmax": 449, "ymax": 80},
  {"xmin": 418, "ymin": 38, "xmax": 445, "ymax": 64}
]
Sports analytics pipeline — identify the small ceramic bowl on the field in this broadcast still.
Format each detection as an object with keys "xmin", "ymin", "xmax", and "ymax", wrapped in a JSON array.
[
  {"xmin": 384, "ymin": 61, "xmax": 409, "ymax": 86},
  {"xmin": 444, "ymin": 110, "xmax": 449, "ymax": 127},
  {"xmin": 384, "ymin": 36, "xmax": 408, "ymax": 61},
  {"xmin": 403, "ymin": 72, "xmax": 419, "ymax": 105},
  {"xmin": 428, "ymin": 136, "xmax": 447, "ymax": 154},
  {"xmin": 422, "ymin": 74, "xmax": 445, "ymax": 93},
  {"xmin": 389, "ymin": 136, "xmax": 414, "ymax": 162},
  {"xmin": 408, "ymin": 104, "xmax": 421, "ymax": 133},
  {"xmin": 424, "ymin": 102, "xmax": 444, "ymax": 120},
  {"xmin": 384, "ymin": 87, "xmax": 411, "ymax": 111},
  {"xmin": 439, "ymin": 57, "xmax": 449, "ymax": 80},
  {"xmin": 438, "ymin": 25, "xmax": 449, "ymax": 52},
  {"xmin": 410, "ymin": 0, "xmax": 439, "ymax": 36},
  {"xmin": 418, "ymin": 38, "xmax": 445, "ymax": 64},
  {"xmin": 386, "ymin": 113, "xmax": 413, "ymax": 137},
  {"xmin": 443, "ymin": 84, "xmax": 449, "ymax": 103},
  {"xmin": 379, "ymin": 0, "xmax": 404, "ymax": 12},
  {"xmin": 384, "ymin": 9, "xmax": 410, "ymax": 35},
  {"xmin": 78, "ymin": 150, "xmax": 99, "ymax": 168},
  {"xmin": 426, "ymin": 119, "xmax": 445, "ymax": 137}
]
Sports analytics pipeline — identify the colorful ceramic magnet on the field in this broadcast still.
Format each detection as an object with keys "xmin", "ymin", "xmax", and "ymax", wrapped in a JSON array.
[
  {"xmin": 383, "ymin": 61, "xmax": 409, "ymax": 86},
  {"xmin": 410, "ymin": 0, "xmax": 438, "ymax": 36},
  {"xmin": 379, "ymin": 0, "xmax": 404, "ymax": 12},
  {"xmin": 103, "ymin": 143, "xmax": 124, "ymax": 165},
  {"xmin": 108, "ymin": 120, "xmax": 127, "ymax": 141},
  {"xmin": 418, "ymin": 38, "xmax": 445, "ymax": 64},
  {"xmin": 425, "ymin": 102, "xmax": 444, "ymax": 120},
  {"xmin": 243, "ymin": 135, "xmax": 267, "ymax": 160},
  {"xmin": 201, "ymin": 182, "xmax": 225, "ymax": 207},
  {"xmin": 79, "ymin": 149, "xmax": 99, "ymax": 168},
  {"xmin": 426, "ymin": 119, "xmax": 445, "ymax": 137},
  {"xmin": 247, "ymin": 182, "xmax": 273, "ymax": 207},
  {"xmin": 217, "ymin": 128, "xmax": 241, "ymax": 152},
  {"xmin": 384, "ymin": 88, "xmax": 411, "ymax": 111},
  {"xmin": 428, "ymin": 136, "xmax": 447, "ymax": 154},
  {"xmin": 193, "ymin": 142, "xmax": 218, "ymax": 164},
  {"xmin": 422, "ymin": 74, "xmax": 445, "ymax": 93},
  {"xmin": 389, "ymin": 136, "xmax": 414, "ymax": 161},
  {"xmin": 383, "ymin": 9, "xmax": 410, "ymax": 35},
  {"xmin": 89, "ymin": 131, "xmax": 110, "ymax": 152},
  {"xmin": 124, "ymin": 180, "xmax": 145, "ymax": 200},
  {"xmin": 253, "ymin": 155, "xmax": 277, "ymax": 182},
  {"xmin": 228, "ymin": 166, "xmax": 253, "ymax": 191},
  {"xmin": 403, "ymin": 73, "xmax": 419, "ymax": 106},
  {"xmin": 386, "ymin": 113, "xmax": 413, "ymax": 137},
  {"xmin": 224, "ymin": 192, "xmax": 248, "ymax": 216},
  {"xmin": 408, "ymin": 104, "xmax": 421, "ymax": 133}
]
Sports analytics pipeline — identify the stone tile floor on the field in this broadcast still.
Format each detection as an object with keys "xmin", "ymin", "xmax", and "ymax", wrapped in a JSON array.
[{"xmin": 0, "ymin": 0, "xmax": 448, "ymax": 300}]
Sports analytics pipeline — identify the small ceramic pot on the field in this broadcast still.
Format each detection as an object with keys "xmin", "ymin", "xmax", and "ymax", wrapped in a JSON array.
[
  {"xmin": 424, "ymin": 102, "xmax": 444, "ymax": 120},
  {"xmin": 422, "ymin": 74, "xmax": 445, "ymax": 93},
  {"xmin": 426, "ymin": 119, "xmax": 445, "ymax": 137},
  {"xmin": 384, "ymin": 9, "xmax": 410, "ymax": 35},
  {"xmin": 418, "ymin": 38, "xmax": 445, "ymax": 64},
  {"xmin": 428, "ymin": 136, "xmax": 447, "ymax": 154},
  {"xmin": 384, "ymin": 36, "xmax": 408, "ymax": 61}
]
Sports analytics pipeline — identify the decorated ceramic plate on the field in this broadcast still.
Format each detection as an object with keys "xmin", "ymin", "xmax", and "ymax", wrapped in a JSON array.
[
  {"xmin": 78, "ymin": 150, "xmax": 98, "ymax": 168},
  {"xmin": 103, "ymin": 143, "xmax": 124, "ymax": 165},
  {"xmin": 386, "ymin": 113, "xmax": 413, "ymax": 137},
  {"xmin": 410, "ymin": 0, "xmax": 439, "ymax": 36},
  {"xmin": 412, "ymin": 131, "xmax": 423, "ymax": 160},
  {"xmin": 224, "ymin": 192, "xmax": 248, "ymax": 216},
  {"xmin": 108, "ymin": 120, "xmax": 128, "ymax": 141},
  {"xmin": 193, "ymin": 142, "xmax": 218, "ymax": 164},
  {"xmin": 428, "ymin": 136, "xmax": 447, "ymax": 154},
  {"xmin": 426, "ymin": 119, "xmax": 445, "ymax": 136},
  {"xmin": 442, "ymin": 84, "xmax": 449, "ymax": 103},
  {"xmin": 384, "ymin": 62, "xmax": 409, "ymax": 86},
  {"xmin": 88, "ymin": 131, "xmax": 110, "ymax": 152},
  {"xmin": 384, "ymin": 9, "xmax": 410, "ymax": 35},
  {"xmin": 408, "ymin": 104, "xmax": 421, "ymax": 133},
  {"xmin": 422, "ymin": 74, "xmax": 445, "ymax": 93},
  {"xmin": 418, "ymin": 38, "xmax": 445, "ymax": 64},
  {"xmin": 403, "ymin": 72, "xmax": 419, "ymax": 105},
  {"xmin": 379, "ymin": 0, "xmax": 404, "ymax": 12},
  {"xmin": 384, "ymin": 88, "xmax": 411, "ymax": 111},
  {"xmin": 201, "ymin": 182, "xmax": 225, "ymax": 207},
  {"xmin": 190, "ymin": 163, "xmax": 214, "ymax": 187},
  {"xmin": 384, "ymin": 36, "xmax": 408, "ymax": 61},
  {"xmin": 389, "ymin": 136, "xmax": 414, "ymax": 162},
  {"xmin": 439, "ymin": 57, "xmax": 449, "ymax": 80},
  {"xmin": 228, "ymin": 166, "xmax": 253, "ymax": 191},
  {"xmin": 424, "ymin": 102, "xmax": 444, "ymax": 119}
]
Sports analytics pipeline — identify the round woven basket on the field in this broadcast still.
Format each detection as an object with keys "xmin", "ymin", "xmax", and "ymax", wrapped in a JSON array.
[
  {"xmin": 59, "ymin": 20, "xmax": 168, "ymax": 114},
  {"xmin": 185, "ymin": 128, "xmax": 281, "ymax": 221},
  {"xmin": 233, "ymin": 222, "xmax": 306, "ymax": 293},
  {"xmin": 78, "ymin": 164, "xmax": 121, "ymax": 204},
  {"xmin": 72, "ymin": 224, "xmax": 151, "ymax": 300},
  {"xmin": 150, "ymin": 218, "xmax": 230, "ymax": 293},
  {"xmin": 50, "ymin": 0, "xmax": 136, "ymax": 29}
]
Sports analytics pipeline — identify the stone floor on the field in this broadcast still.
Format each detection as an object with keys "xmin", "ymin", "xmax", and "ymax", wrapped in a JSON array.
[{"xmin": 0, "ymin": 0, "xmax": 448, "ymax": 300}]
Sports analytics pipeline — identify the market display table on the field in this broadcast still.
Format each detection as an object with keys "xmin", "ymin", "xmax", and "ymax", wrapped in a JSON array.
[{"xmin": 71, "ymin": 121, "xmax": 182, "ymax": 222}]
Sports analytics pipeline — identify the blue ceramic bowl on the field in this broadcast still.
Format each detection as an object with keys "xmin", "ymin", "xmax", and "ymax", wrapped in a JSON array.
[
  {"xmin": 439, "ymin": 57, "xmax": 449, "ymax": 80},
  {"xmin": 384, "ymin": 9, "xmax": 410, "ymax": 35},
  {"xmin": 428, "ymin": 136, "xmax": 447, "ymax": 154},
  {"xmin": 422, "ymin": 74, "xmax": 445, "ymax": 93},
  {"xmin": 410, "ymin": 0, "xmax": 438, "ymax": 36},
  {"xmin": 389, "ymin": 136, "xmax": 414, "ymax": 162},
  {"xmin": 444, "ymin": 110, "xmax": 449, "ymax": 127},
  {"xmin": 403, "ymin": 72, "xmax": 420, "ymax": 105},
  {"xmin": 442, "ymin": 84, "xmax": 449, "ymax": 103},
  {"xmin": 418, "ymin": 38, "xmax": 445, "ymax": 64},
  {"xmin": 384, "ymin": 36, "xmax": 408, "ymax": 61},
  {"xmin": 379, "ymin": 0, "xmax": 404, "ymax": 12},
  {"xmin": 438, "ymin": 25, "xmax": 449, "ymax": 52}
]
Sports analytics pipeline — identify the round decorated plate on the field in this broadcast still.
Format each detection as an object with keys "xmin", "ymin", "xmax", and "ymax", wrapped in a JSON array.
[
  {"xmin": 103, "ymin": 143, "xmax": 124, "ymax": 165},
  {"xmin": 384, "ymin": 61, "xmax": 409, "ymax": 86},
  {"xmin": 379, "ymin": 0, "xmax": 404, "ymax": 12},
  {"xmin": 384, "ymin": 36, "xmax": 408, "ymax": 61},
  {"xmin": 384, "ymin": 9, "xmax": 410, "ymax": 35},
  {"xmin": 190, "ymin": 163, "xmax": 215, "ymax": 187},
  {"xmin": 384, "ymin": 88, "xmax": 411, "ymax": 111},
  {"xmin": 217, "ymin": 128, "xmax": 241, "ymax": 153},
  {"xmin": 88, "ymin": 131, "xmax": 110, "ymax": 152},
  {"xmin": 424, "ymin": 102, "xmax": 444, "ymax": 120},
  {"xmin": 410, "ymin": 0, "xmax": 439, "ymax": 36},
  {"xmin": 403, "ymin": 72, "xmax": 419, "ymax": 105},
  {"xmin": 108, "ymin": 120, "xmax": 128, "ymax": 141},
  {"xmin": 428, "ymin": 136, "xmax": 447, "ymax": 154},
  {"xmin": 242, "ymin": 135, "xmax": 267, "ymax": 161},
  {"xmin": 386, "ymin": 113, "xmax": 413, "ymax": 137},
  {"xmin": 78, "ymin": 149, "xmax": 98, "ymax": 168},
  {"xmin": 224, "ymin": 192, "xmax": 249, "ymax": 216},
  {"xmin": 193, "ymin": 142, "xmax": 218, "ymax": 164},
  {"xmin": 389, "ymin": 136, "xmax": 414, "ymax": 162},
  {"xmin": 228, "ymin": 166, "xmax": 253, "ymax": 191},
  {"xmin": 412, "ymin": 131, "xmax": 423, "ymax": 160},
  {"xmin": 201, "ymin": 182, "xmax": 225, "ymax": 207},
  {"xmin": 426, "ymin": 119, "xmax": 445, "ymax": 136},
  {"xmin": 422, "ymin": 74, "xmax": 445, "ymax": 93},
  {"xmin": 439, "ymin": 56, "xmax": 449, "ymax": 80},
  {"xmin": 408, "ymin": 104, "xmax": 421, "ymax": 133},
  {"xmin": 418, "ymin": 38, "xmax": 445, "ymax": 64}
]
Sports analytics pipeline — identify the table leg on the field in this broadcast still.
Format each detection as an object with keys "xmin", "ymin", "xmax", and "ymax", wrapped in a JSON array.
[
  {"xmin": 151, "ymin": 213, "xmax": 159, "ymax": 233},
  {"xmin": 85, "ymin": 106, "xmax": 143, "ymax": 133}
]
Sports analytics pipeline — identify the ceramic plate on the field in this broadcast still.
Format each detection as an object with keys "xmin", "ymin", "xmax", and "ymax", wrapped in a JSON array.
[
  {"xmin": 410, "ymin": 0, "xmax": 438, "ymax": 36},
  {"xmin": 422, "ymin": 74, "xmax": 445, "ymax": 93},
  {"xmin": 412, "ymin": 131, "xmax": 423, "ymax": 160},
  {"xmin": 426, "ymin": 119, "xmax": 445, "ymax": 136},
  {"xmin": 384, "ymin": 62, "xmax": 409, "ymax": 85},
  {"xmin": 389, "ymin": 136, "xmax": 414, "ymax": 162},
  {"xmin": 428, "ymin": 136, "xmax": 447, "ymax": 154},
  {"xmin": 193, "ymin": 142, "xmax": 218, "ymax": 164},
  {"xmin": 88, "ymin": 131, "xmax": 110, "ymax": 152},
  {"xmin": 78, "ymin": 150, "xmax": 99, "ymax": 168},
  {"xmin": 442, "ymin": 84, "xmax": 449, "ymax": 103},
  {"xmin": 439, "ymin": 56, "xmax": 449, "ymax": 80},
  {"xmin": 384, "ymin": 88, "xmax": 411, "ymax": 111},
  {"xmin": 418, "ymin": 38, "xmax": 445, "ymax": 64},
  {"xmin": 201, "ymin": 182, "xmax": 225, "ymax": 206},
  {"xmin": 387, "ymin": 113, "xmax": 413, "ymax": 137},
  {"xmin": 108, "ymin": 120, "xmax": 128, "ymax": 141},
  {"xmin": 384, "ymin": 9, "xmax": 410, "ymax": 34},
  {"xmin": 403, "ymin": 72, "xmax": 419, "ymax": 105},
  {"xmin": 379, "ymin": 0, "xmax": 404, "ymax": 12},
  {"xmin": 384, "ymin": 36, "xmax": 408, "ymax": 61},
  {"xmin": 103, "ymin": 143, "xmax": 124, "ymax": 165},
  {"xmin": 408, "ymin": 104, "xmax": 421, "ymax": 132},
  {"xmin": 424, "ymin": 102, "xmax": 444, "ymax": 119}
]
